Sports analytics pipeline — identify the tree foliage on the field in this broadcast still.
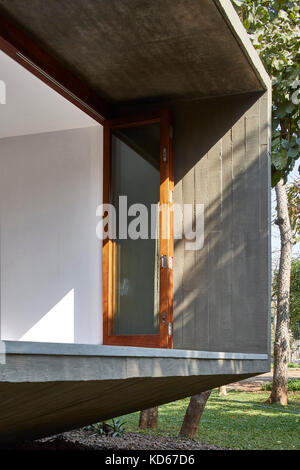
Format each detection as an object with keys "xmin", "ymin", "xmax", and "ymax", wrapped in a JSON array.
[
  {"xmin": 290, "ymin": 258, "xmax": 300, "ymax": 339},
  {"xmin": 232, "ymin": 0, "xmax": 300, "ymax": 186},
  {"xmin": 273, "ymin": 257, "xmax": 300, "ymax": 339}
]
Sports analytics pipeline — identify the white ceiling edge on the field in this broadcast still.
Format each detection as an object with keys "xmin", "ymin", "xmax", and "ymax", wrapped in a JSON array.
[{"xmin": 0, "ymin": 50, "xmax": 100, "ymax": 139}]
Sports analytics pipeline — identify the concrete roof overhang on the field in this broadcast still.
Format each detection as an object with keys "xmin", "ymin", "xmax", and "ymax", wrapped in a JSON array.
[{"xmin": 0, "ymin": 0, "xmax": 271, "ymax": 120}]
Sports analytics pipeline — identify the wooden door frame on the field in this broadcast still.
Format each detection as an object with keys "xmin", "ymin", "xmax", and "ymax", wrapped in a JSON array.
[{"xmin": 103, "ymin": 110, "xmax": 174, "ymax": 348}]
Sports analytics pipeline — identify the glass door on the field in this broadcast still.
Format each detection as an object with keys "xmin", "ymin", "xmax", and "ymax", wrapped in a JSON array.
[{"xmin": 102, "ymin": 110, "xmax": 173, "ymax": 348}]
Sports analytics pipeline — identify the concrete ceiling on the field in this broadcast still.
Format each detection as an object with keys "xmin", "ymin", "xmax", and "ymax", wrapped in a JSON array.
[
  {"xmin": 0, "ymin": 50, "xmax": 98, "ymax": 139},
  {"xmin": 0, "ymin": 0, "xmax": 265, "ymax": 107}
]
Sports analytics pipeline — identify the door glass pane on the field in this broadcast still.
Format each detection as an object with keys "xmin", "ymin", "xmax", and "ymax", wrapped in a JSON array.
[{"xmin": 111, "ymin": 123, "xmax": 160, "ymax": 335}]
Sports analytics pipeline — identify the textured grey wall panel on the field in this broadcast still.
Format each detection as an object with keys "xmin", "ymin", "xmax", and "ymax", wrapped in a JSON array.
[{"xmin": 172, "ymin": 92, "xmax": 270, "ymax": 354}]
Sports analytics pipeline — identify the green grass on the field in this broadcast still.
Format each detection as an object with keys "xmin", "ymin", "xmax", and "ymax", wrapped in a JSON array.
[
  {"xmin": 263, "ymin": 379, "xmax": 300, "ymax": 391},
  {"xmin": 113, "ymin": 390, "xmax": 300, "ymax": 450},
  {"xmin": 271, "ymin": 363, "xmax": 300, "ymax": 368}
]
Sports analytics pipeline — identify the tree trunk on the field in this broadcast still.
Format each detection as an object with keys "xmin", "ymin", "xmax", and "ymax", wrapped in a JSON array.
[
  {"xmin": 268, "ymin": 179, "xmax": 293, "ymax": 405},
  {"xmin": 139, "ymin": 407, "xmax": 158, "ymax": 429},
  {"xmin": 218, "ymin": 386, "xmax": 227, "ymax": 396},
  {"xmin": 179, "ymin": 391, "xmax": 211, "ymax": 438}
]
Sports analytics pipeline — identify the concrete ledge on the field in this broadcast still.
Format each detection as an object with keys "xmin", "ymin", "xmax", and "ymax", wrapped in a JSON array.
[{"xmin": 2, "ymin": 340, "xmax": 268, "ymax": 360}]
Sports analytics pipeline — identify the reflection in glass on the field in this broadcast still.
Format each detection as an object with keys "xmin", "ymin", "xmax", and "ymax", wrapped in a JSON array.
[{"xmin": 111, "ymin": 123, "xmax": 160, "ymax": 335}]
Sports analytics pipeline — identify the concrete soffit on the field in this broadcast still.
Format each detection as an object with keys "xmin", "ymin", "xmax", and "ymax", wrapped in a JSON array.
[
  {"xmin": 215, "ymin": 0, "xmax": 272, "ymax": 92},
  {"xmin": 0, "ymin": 0, "xmax": 272, "ymax": 119}
]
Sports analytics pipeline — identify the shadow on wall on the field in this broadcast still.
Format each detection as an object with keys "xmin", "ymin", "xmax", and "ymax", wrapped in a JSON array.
[
  {"xmin": 19, "ymin": 289, "xmax": 75, "ymax": 342},
  {"xmin": 112, "ymin": 91, "xmax": 269, "ymax": 355},
  {"xmin": 110, "ymin": 91, "xmax": 270, "ymax": 387}
]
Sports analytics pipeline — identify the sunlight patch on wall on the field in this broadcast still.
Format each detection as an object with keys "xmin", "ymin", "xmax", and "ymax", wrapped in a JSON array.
[{"xmin": 20, "ymin": 289, "xmax": 75, "ymax": 343}]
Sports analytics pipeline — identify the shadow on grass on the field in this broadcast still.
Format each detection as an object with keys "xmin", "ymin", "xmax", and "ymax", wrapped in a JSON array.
[{"xmin": 119, "ymin": 391, "xmax": 300, "ymax": 450}]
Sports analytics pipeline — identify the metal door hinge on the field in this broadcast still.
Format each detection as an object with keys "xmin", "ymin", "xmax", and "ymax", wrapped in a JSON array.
[
  {"xmin": 161, "ymin": 255, "xmax": 172, "ymax": 269},
  {"xmin": 162, "ymin": 147, "xmax": 167, "ymax": 162},
  {"xmin": 161, "ymin": 255, "xmax": 167, "ymax": 268},
  {"xmin": 162, "ymin": 312, "xmax": 166, "ymax": 326},
  {"xmin": 168, "ymin": 322, "xmax": 173, "ymax": 336}
]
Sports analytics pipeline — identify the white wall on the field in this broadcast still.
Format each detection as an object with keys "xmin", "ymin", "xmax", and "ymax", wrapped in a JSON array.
[
  {"xmin": 0, "ymin": 50, "xmax": 99, "ymax": 139},
  {"xmin": 0, "ymin": 126, "xmax": 103, "ymax": 344}
]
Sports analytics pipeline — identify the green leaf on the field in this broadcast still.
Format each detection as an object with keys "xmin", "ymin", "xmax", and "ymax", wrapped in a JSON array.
[
  {"xmin": 274, "ymin": 101, "xmax": 296, "ymax": 118},
  {"xmin": 272, "ymin": 149, "xmax": 288, "ymax": 170},
  {"xmin": 232, "ymin": 0, "xmax": 300, "ymax": 178},
  {"xmin": 282, "ymin": 139, "xmax": 289, "ymax": 149},
  {"xmin": 278, "ymin": 10, "xmax": 289, "ymax": 20},
  {"xmin": 272, "ymin": 136, "xmax": 281, "ymax": 148},
  {"xmin": 243, "ymin": 18, "xmax": 250, "ymax": 30},
  {"xmin": 288, "ymin": 146, "xmax": 300, "ymax": 158},
  {"xmin": 271, "ymin": 168, "xmax": 282, "ymax": 187},
  {"xmin": 257, "ymin": 6, "xmax": 269, "ymax": 17}
]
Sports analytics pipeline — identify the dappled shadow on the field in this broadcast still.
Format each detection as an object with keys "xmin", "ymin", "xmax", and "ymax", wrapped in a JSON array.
[
  {"xmin": 171, "ymin": 91, "xmax": 269, "ymax": 354},
  {"xmin": 112, "ymin": 90, "xmax": 270, "ymax": 399}
]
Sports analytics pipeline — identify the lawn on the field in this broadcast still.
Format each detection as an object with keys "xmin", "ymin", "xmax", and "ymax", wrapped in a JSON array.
[{"xmin": 117, "ymin": 389, "xmax": 300, "ymax": 450}]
